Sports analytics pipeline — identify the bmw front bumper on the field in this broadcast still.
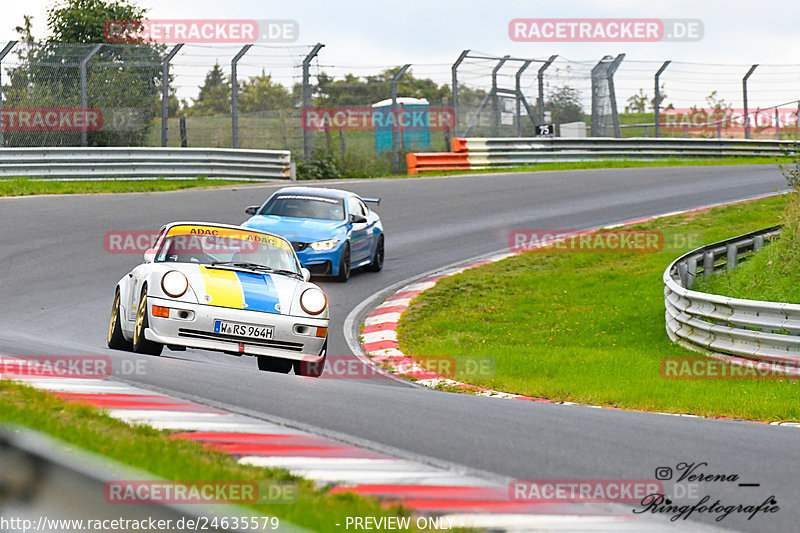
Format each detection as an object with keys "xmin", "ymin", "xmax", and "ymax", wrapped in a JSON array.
[
  {"xmin": 295, "ymin": 243, "xmax": 344, "ymax": 276},
  {"xmin": 143, "ymin": 296, "xmax": 327, "ymax": 361}
]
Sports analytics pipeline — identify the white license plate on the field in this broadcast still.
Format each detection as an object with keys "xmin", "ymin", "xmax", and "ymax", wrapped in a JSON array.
[{"xmin": 214, "ymin": 320, "xmax": 273, "ymax": 340}]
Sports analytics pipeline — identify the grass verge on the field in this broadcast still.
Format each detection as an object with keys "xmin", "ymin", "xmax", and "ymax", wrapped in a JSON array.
[
  {"xmin": 695, "ymin": 192, "xmax": 800, "ymax": 303},
  {"xmin": 397, "ymin": 193, "xmax": 800, "ymax": 422},
  {"xmin": 0, "ymin": 177, "xmax": 258, "ymax": 197},
  {"xmin": 0, "ymin": 379, "xmax": 427, "ymax": 532}
]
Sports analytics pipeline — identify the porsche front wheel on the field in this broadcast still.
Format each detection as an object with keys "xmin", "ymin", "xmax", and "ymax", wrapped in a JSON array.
[
  {"xmin": 133, "ymin": 290, "xmax": 163, "ymax": 356},
  {"xmin": 294, "ymin": 340, "xmax": 327, "ymax": 378},
  {"xmin": 257, "ymin": 355, "xmax": 293, "ymax": 373},
  {"xmin": 107, "ymin": 288, "xmax": 132, "ymax": 351}
]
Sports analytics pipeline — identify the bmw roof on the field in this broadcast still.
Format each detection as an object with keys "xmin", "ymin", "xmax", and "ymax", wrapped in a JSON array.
[{"xmin": 271, "ymin": 187, "xmax": 357, "ymax": 200}]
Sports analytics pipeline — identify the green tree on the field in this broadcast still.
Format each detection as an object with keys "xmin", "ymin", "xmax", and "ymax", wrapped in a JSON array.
[
  {"xmin": 187, "ymin": 64, "xmax": 231, "ymax": 116},
  {"xmin": 3, "ymin": 0, "xmax": 163, "ymax": 147},
  {"xmin": 625, "ymin": 85, "xmax": 672, "ymax": 114},
  {"xmin": 47, "ymin": 0, "xmax": 147, "ymax": 43},
  {"xmin": 545, "ymin": 85, "xmax": 585, "ymax": 125},
  {"xmin": 238, "ymin": 71, "xmax": 293, "ymax": 113}
]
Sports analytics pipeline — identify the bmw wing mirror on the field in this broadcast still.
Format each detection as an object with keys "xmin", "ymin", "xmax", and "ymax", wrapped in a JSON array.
[
  {"xmin": 349, "ymin": 214, "xmax": 367, "ymax": 224},
  {"xmin": 143, "ymin": 248, "xmax": 156, "ymax": 263},
  {"xmin": 245, "ymin": 206, "xmax": 259, "ymax": 216}
]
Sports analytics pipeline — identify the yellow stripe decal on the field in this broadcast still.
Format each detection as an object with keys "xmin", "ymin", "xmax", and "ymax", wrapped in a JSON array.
[{"xmin": 198, "ymin": 266, "xmax": 244, "ymax": 309}]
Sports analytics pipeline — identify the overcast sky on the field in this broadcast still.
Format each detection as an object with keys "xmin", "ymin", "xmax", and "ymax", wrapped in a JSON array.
[{"xmin": 2, "ymin": 0, "xmax": 799, "ymax": 107}]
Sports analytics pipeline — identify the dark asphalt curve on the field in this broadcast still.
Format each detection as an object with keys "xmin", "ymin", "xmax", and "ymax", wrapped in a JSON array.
[{"xmin": 1, "ymin": 165, "xmax": 797, "ymax": 532}]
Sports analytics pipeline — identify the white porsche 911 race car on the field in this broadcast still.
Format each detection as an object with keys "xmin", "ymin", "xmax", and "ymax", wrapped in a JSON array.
[{"xmin": 107, "ymin": 222, "xmax": 329, "ymax": 376}]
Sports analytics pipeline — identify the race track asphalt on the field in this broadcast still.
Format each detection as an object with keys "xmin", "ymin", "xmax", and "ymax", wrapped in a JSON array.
[{"xmin": 1, "ymin": 165, "xmax": 797, "ymax": 532}]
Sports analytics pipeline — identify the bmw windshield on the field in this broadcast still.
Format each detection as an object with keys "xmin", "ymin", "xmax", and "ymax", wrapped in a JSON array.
[{"xmin": 259, "ymin": 195, "xmax": 345, "ymax": 221}]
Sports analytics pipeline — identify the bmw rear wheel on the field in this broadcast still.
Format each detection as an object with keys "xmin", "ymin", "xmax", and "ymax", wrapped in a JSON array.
[
  {"xmin": 132, "ymin": 290, "xmax": 163, "ymax": 356},
  {"xmin": 367, "ymin": 235, "xmax": 384, "ymax": 272}
]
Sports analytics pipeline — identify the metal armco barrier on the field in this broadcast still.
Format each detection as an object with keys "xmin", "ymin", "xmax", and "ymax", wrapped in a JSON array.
[
  {"xmin": 0, "ymin": 147, "xmax": 292, "ymax": 180},
  {"xmin": 663, "ymin": 225, "xmax": 800, "ymax": 366},
  {"xmin": 0, "ymin": 425, "xmax": 254, "ymax": 532},
  {"xmin": 406, "ymin": 137, "xmax": 800, "ymax": 174}
]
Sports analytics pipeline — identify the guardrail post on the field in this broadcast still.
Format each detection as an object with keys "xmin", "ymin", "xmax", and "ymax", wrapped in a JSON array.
[
  {"xmin": 754, "ymin": 234, "xmax": 764, "ymax": 252},
  {"xmin": 654, "ymin": 60, "xmax": 671, "ymax": 138},
  {"xmin": 451, "ymin": 50, "xmax": 469, "ymax": 137},
  {"xmin": 678, "ymin": 261, "xmax": 689, "ymax": 288},
  {"xmin": 703, "ymin": 250, "xmax": 714, "ymax": 278},
  {"xmin": 231, "ymin": 44, "xmax": 253, "ymax": 149},
  {"xmin": 160, "ymin": 44, "xmax": 183, "ymax": 147},
  {"xmin": 537, "ymin": 55, "xmax": 557, "ymax": 127},
  {"xmin": 742, "ymin": 64, "xmax": 758, "ymax": 140},
  {"xmin": 390, "ymin": 64, "xmax": 411, "ymax": 174},
  {"xmin": 491, "ymin": 56, "xmax": 510, "ymax": 136},
  {"xmin": 302, "ymin": 43, "xmax": 325, "ymax": 161},
  {"xmin": 726, "ymin": 243, "xmax": 738, "ymax": 272},
  {"xmin": 0, "ymin": 41, "xmax": 17, "ymax": 147},
  {"xmin": 514, "ymin": 60, "xmax": 532, "ymax": 137},
  {"xmin": 80, "ymin": 44, "xmax": 103, "ymax": 147},
  {"xmin": 686, "ymin": 257, "xmax": 697, "ymax": 289}
]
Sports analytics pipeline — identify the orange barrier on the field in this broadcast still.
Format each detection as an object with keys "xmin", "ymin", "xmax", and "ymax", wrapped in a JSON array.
[
  {"xmin": 450, "ymin": 137, "xmax": 469, "ymax": 153},
  {"xmin": 406, "ymin": 152, "xmax": 469, "ymax": 175}
]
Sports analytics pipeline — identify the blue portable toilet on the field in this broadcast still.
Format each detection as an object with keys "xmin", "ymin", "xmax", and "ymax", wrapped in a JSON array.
[{"xmin": 372, "ymin": 97, "xmax": 431, "ymax": 154}]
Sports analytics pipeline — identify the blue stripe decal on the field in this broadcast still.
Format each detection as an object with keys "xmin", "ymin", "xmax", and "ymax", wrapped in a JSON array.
[{"xmin": 234, "ymin": 272, "xmax": 281, "ymax": 314}]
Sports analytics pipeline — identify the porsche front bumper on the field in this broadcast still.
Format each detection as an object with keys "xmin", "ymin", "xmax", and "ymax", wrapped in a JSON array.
[{"xmin": 143, "ymin": 296, "xmax": 327, "ymax": 361}]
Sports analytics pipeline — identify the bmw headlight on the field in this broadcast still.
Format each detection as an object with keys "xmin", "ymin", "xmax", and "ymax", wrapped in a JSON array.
[
  {"xmin": 161, "ymin": 270, "xmax": 188, "ymax": 298},
  {"xmin": 309, "ymin": 239, "xmax": 339, "ymax": 251},
  {"xmin": 300, "ymin": 288, "xmax": 327, "ymax": 315}
]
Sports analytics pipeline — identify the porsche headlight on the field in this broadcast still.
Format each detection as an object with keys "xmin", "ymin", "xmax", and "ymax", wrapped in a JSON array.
[
  {"xmin": 161, "ymin": 270, "xmax": 188, "ymax": 298},
  {"xmin": 309, "ymin": 239, "xmax": 339, "ymax": 251},
  {"xmin": 300, "ymin": 288, "xmax": 327, "ymax": 315}
]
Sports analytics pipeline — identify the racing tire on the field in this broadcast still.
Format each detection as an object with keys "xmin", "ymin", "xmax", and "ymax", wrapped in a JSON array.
[
  {"xmin": 107, "ymin": 288, "xmax": 132, "ymax": 351},
  {"xmin": 132, "ymin": 290, "xmax": 163, "ymax": 356},
  {"xmin": 366, "ymin": 235, "xmax": 384, "ymax": 272},
  {"xmin": 294, "ymin": 340, "xmax": 327, "ymax": 378},
  {"xmin": 334, "ymin": 242, "xmax": 351, "ymax": 282},
  {"xmin": 256, "ymin": 355, "xmax": 293, "ymax": 373}
]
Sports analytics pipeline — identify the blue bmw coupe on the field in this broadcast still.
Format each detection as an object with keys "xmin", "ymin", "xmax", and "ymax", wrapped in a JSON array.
[{"xmin": 242, "ymin": 187, "xmax": 384, "ymax": 282}]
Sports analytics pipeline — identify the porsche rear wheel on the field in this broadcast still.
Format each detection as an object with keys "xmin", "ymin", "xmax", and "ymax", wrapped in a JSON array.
[
  {"xmin": 256, "ymin": 355, "xmax": 293, "ymax": 373},
  {"xmin": 294, "ymin": 340, "xmax": 327, "ymax": 378},
  {"xmin": 334, "ymin": 242, "xmax": 351, "ymax": 282},
  {"xmin": 107, "ymin": 288, "xmax": 132, "ymax": 351},
  {"xmin": 133, "ymin": 290, "xmax": 163, "ymax": 356},
  {"xmin": 367, "ymin": 235, "xmax": 384, "ymax": 272}
]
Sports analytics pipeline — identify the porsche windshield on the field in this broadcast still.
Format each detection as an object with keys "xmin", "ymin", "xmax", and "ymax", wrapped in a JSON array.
[
  {"xmin": 155, "ymin": 228, "xmax": 300, "ymax": 275},
  {"xmin": 259, "ymin": 195, "xmax": 345, "ymax": 221}
]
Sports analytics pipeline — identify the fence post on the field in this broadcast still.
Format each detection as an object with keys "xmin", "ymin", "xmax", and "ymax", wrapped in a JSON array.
[
  {"xmin": 742, "ymin": 64, "xmax": 758, "ymax": 140},
  {"xmin": 537, "ymin": 55, "xmax": 557, "ymax": 125},
  {"xmin": 0, "ymin": 41, "xmax": 17, "ymax": 147},
  {"xmin": 515, "ymin": 60, "xmax": 532, "ymax": 137},
  {"xmin": 654, "ymin": 60, "xmax": 671, "ymax": 138},
  {"xmin": 231, "ymin": 44, "xmax": 252, "ymax": 148},
  {"xmin": 302, "ymin": 43, "xmax": 324, "ymax": 161},
  {"xmin": 491, "ymin": 56, "xmax": 510, "ymax": 137},
  {"xmin": 451, "ymin": 50, "xmax": 469, "ymax": 137},
  {"xmin": 591, "ymin": 54, "xmax": 624, "ymax": 137},
  {"xmin": 160, "ymin": 44, "xmax": 183, "ymax": 147},
  {"xmin": 390, "ymin": 64, "xmax": 411, "ymax": 174},
  {"xmin": 80, "ymin": 44, "xmax": 103, "ymax": 147}
]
